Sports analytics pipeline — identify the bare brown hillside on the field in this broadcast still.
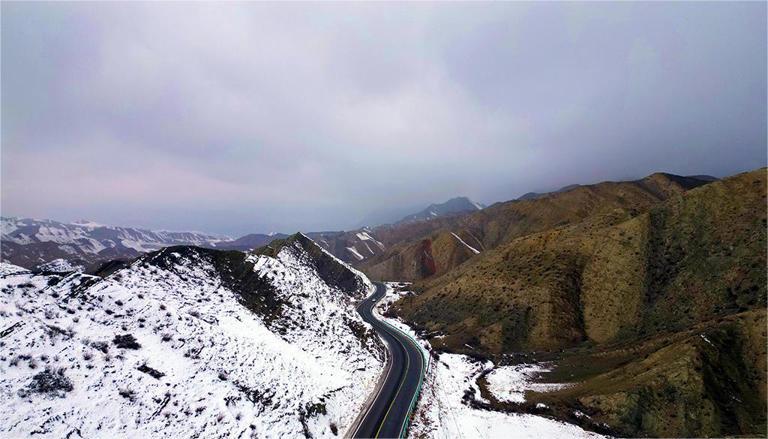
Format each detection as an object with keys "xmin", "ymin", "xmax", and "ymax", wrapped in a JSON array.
[
  {"xmin": 390, "ymin": 168, "xmax": 767, "ymax": 438},
  {"xmin": 394, "ymin": 168, "xmax": 765, "ymax": 353},
  {"xmin": 359, "ymin": 173, "xmax": 714, "ymax": 282}
]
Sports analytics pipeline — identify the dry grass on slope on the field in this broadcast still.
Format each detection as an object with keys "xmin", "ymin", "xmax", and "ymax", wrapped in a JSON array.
[
  {"xmin": 394, "ymin": 168, "xmax": 766, "ymax": 356},
  {"xmin": 360, "ymin": 173, "xmax": 711, "ymax": 283},
  {"xmin": 395, "ymin": 208, "xmax": 644, "ymax": 354},
  {"xmin": 515, "ymin": 309, "xmax": 767, "ymax": 438}
]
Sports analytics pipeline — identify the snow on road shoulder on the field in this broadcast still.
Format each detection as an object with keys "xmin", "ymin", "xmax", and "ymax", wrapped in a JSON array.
[
  {"xmin": 373, "ymin": 283, "xmax": 430, "ymax": 361},
  {"xmin": 378, "ymin": 282, "xmax": 604, "ymax": 439}
]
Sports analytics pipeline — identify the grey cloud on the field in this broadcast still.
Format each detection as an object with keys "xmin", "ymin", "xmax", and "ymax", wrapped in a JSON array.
[{"xmin": 2, "ymin": 2, "xmax": 765, "ymax": 235}]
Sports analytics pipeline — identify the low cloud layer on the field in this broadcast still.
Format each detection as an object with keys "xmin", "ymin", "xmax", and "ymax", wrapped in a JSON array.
[{"xmin": 2, "ymin": 2, "xmax": 765, "ymax": 235}]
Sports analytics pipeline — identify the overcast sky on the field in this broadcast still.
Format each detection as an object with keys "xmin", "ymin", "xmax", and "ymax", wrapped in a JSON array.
[{"xmin": 2, "ymin": 2, "xmax": 765, "ymax": 236}]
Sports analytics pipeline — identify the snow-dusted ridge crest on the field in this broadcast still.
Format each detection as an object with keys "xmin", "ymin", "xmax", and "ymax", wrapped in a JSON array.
[
  {"xmin": 252, "ymin": 232, "xmax": 374, "ymax": 299},
  {"xmin": 0, "ymin": 238, "xmax": 383, "ymax": 438},
  {"xmin": 296, "ymin": 232, "xmax": 375, "ymax": 297}
]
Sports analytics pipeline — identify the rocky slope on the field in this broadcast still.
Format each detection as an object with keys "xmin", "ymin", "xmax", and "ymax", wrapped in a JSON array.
[
  {"xmin": 0, "ymin": 234, "xmax": 382, "ymax": 438},
  {"xmin": 390, "ymin": 168, "xmax": 766, "ymax": 437}
]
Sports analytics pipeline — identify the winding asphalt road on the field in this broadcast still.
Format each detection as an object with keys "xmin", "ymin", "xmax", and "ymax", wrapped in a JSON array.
[{"xmin": 350, "ymin": 282, "xmax": 425, "ymax": 439}]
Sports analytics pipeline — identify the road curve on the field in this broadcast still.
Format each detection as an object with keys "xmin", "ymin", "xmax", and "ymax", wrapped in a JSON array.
[{"xmin": 350, "ymin": 282, "xmax": 425, "ymax": 439}]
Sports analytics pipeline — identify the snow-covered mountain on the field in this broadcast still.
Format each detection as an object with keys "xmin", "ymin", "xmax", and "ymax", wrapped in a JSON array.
[
  {"xmin": 1, "ymin": 217, "xmax": 230, "ymax": 270},
  {"xmin": 0, "ymin": 216, "xmax": 392, "ymax": 272},
  {"xmin": 0, "ymin": 233, "xmax": 383, "ymax": 438}
]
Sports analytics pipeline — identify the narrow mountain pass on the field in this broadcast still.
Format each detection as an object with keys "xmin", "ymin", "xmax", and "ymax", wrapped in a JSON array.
[{"xmin": 350, "ymin": 283, "xmax": 425, "ymax": 439}]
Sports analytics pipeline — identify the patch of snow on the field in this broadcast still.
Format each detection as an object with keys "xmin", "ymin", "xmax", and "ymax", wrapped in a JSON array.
[
  {"xmin": 412, "ymin": 354, "xmax": 603, "ymax": 439},
  {"xmin": 0, "ymin": 262, "xmax": 27, "ymax": 276},
  {"xmin": 6, "ymin": 232, "xmax": 34, "ymax": 245},
  {"xmin": 574, "ymin": 410, "xmax": 591, "ymax": 420},
  {"xmin": 34, "ymin": 259, "xmax": 84, "ymax": 273},
  {"xmin": 346, "ymin": 247, "xmax": 365, "ymax": 261},
  {"xmin": 485, "ymin": 364, "xmax": 572, "ymax": 403},
  {"xmin": 355, "ymin": 232, "xmax": 385, "ymax": 251},
  {"xmin": 0, "ymin": 218, "xmax": 19, "ymax": 236},
  {"xmin": 450, "ymin": 232, "xmax": 480, "ymax": 255},
  {"xmin": 119, "ymin": 239, "xmax": 153, "ymax": 253},
  {"xmin": 298, "ymin": 233, "xmax": 374, "ymax": 298}
]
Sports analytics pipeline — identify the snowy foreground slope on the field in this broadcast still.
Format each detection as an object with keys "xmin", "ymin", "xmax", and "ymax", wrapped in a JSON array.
[{"xmin": 0, "ymin": 236, "xmax": 382, "ymax": 438}]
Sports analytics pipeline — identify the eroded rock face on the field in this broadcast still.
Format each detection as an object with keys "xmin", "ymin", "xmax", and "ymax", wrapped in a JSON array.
[{"xmin": 418, "ymin": 239, "xmax": 436, "ymax": 278}]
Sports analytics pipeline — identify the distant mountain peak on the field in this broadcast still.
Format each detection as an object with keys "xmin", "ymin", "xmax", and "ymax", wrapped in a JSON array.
[{"xmin": 397, "ymin": 197, "xmax": 485, "ymax": 224}]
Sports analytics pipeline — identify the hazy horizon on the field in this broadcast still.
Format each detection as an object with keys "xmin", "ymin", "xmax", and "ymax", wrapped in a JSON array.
[
  {"xmin": 0, "ymin": 167, "xmax": 760, "ymax": 237},
  {"xmin": 2, "ymin": 2, "xmax": 766, "ymax": 236}
]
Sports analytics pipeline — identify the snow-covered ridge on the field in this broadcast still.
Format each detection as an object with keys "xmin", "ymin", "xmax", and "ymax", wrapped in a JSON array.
[
  {"xmin": 2, "ymin": 217, "xmax": 229, "ymax": 252},
  {"xmin": 1, "ymin": 216, "xmax": 232, "ymax": 271},
  {"xmin": 0, "ymin": 238, "xmax": 382, "ymax": 438},
  {"xmin": 485, "ymin": 364, "xmax": 572, "ymax": 403}
]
